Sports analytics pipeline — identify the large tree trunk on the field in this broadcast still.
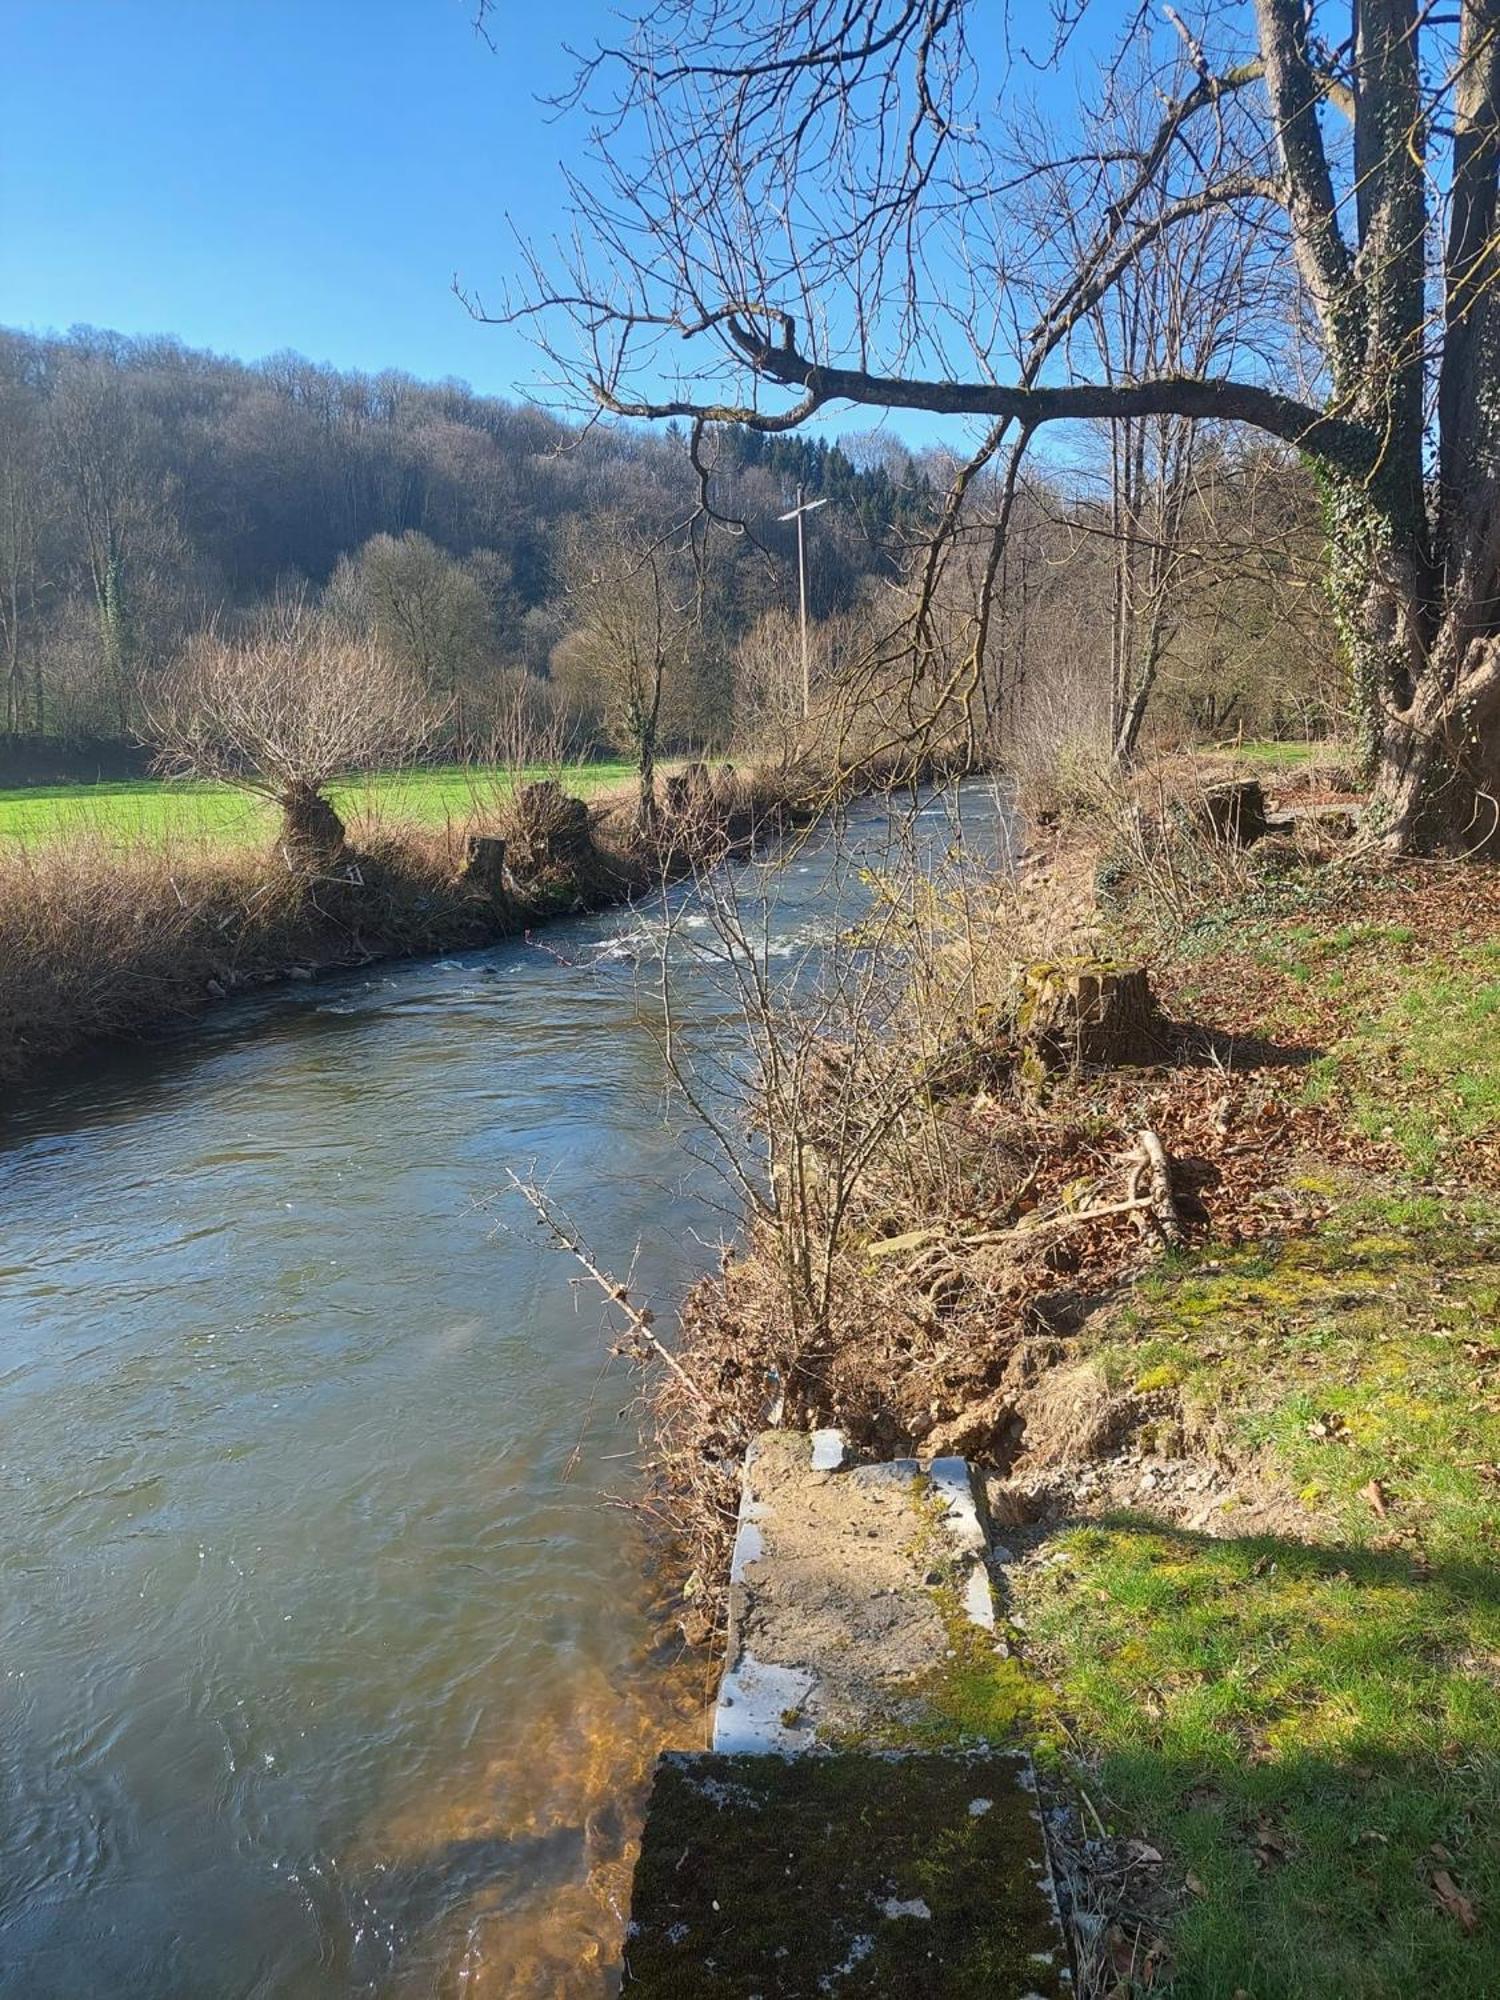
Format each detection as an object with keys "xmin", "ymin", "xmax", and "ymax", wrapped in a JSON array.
[
  {"xmin": 278, "ymin": 782, "xmax": 348, "ymax": 866},
  {"xmin": 1367, "ymin": 626, "xmax": 1500, "ymax": 854},
  {"xmin": 1329, "ymin": 405, "xmax": 1500, "ymax": 856}
]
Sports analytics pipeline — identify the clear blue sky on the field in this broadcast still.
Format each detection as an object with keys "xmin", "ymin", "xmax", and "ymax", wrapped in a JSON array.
[
  {"xmin": 1, "ymin": 0, "xmax": 586, "ymax": 400},
  {"xmin": 0, "ymin": 0, "xmax": 1110, "ymax": 460}
]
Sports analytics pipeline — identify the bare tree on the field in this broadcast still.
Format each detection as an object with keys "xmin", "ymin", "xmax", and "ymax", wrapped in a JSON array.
[
  {"xmin": 0, "ymin": 369, "xmax": 49, "ymax": 735},
  {"xmin": 349, "ymin": 532, "xmax": 494, "ymax": 691},
  {"xmin": 495, "ymin": 0, "xmax": 1500, "ymax": 853},
  {"xmin": 731, "ymin": 604, "xmax": 873, "ymax": 763},
  {"xmin": 1018, "ymin": 44, "xmax": 1287, "ymax": 764},
  {"xmin": 153, "ymin": 598, "xmax": 435, "ymax": 861},
  {"xmin": 551, "ymin": 516, "xmax": 693, "ymax": 824},
  {"xmin": 731, "ymin": 607, "xmax": 807, "ymax": 761},
  {"xmin": 47, "ymin": 357, "xmax": 187, "ymax": 739}
]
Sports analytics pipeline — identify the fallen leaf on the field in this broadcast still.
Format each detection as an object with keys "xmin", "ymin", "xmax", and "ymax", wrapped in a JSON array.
[
  {"xmin": 1252, "ymin": 1815, "xmax": 1289, "ymax": 1869},
  {"xmin": 1127, "ymin": 1839, "xmax": 1164, "ymax": 1865},
  {"xmin": 1106, "ymin": 1925, "xmax": 1135, "ymax": 1976},
  {"xmin": 1432, "ymin": 1869, "xmax": 1477, "ymax": 1934},
  {"xmin": 1362, "ymin": 1477, "xmax": 1390, "ymax": 1518}
]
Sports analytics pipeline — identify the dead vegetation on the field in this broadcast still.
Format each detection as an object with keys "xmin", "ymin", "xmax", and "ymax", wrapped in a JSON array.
[
  {"xmin": 639, "ymin": 755, "xmax": 1368, "ymax": 1635},
  {"xmin": 0, "ymin": 760, "xmax": 801, "ymax": 1093}
]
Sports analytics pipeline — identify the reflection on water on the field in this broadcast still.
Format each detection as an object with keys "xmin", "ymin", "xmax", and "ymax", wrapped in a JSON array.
[{"xmin": 0, "ymin": 784, "xmax": 1013, "ymax": 1997}]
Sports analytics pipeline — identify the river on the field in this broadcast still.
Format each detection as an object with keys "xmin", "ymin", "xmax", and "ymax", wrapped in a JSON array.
[{"xmin": 0, "ymin": 783, "xmax": 1013, "ymax": 1998}]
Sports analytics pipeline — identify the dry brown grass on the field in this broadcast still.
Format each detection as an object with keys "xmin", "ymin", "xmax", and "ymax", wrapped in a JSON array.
[
  {"xmin": 0, "ymin": 760, "xmax": 807, "ymax": 1094},
  {"xmin": 0, "ymin": 821, "xmax": 491, "ymax": 1088}
]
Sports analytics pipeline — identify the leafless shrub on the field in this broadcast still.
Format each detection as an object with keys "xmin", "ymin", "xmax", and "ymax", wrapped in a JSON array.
[
  {"xmin": 450, "ymin": 671, "xmax": 593, "ymax": 832},
  {"xmin": 152, "ymin": 596, "xmax": 437, "ymax": 863},
  {"xmin": 646, "ymin": 795, "xmax": 1035, "ymax": 1365}
]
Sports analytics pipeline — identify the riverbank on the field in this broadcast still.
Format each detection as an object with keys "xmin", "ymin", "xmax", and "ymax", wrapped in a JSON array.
[
  {"xmin": 0, "ymin": 763, "xmax": 791, "ymax": 1095},
  {"xmin": 649, "ymin": 750, "xmax": 1500, "ymax": 1996}
]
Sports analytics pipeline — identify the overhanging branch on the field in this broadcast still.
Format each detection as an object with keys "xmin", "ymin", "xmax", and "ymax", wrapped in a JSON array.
[{"xmin": 593, "ymin": 324, "xmax": 1377, "ymax": 476}]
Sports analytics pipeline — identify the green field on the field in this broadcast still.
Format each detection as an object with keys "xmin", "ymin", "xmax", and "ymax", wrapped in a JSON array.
[{"xmin": 0, "ymin": 762, "xmax": 638, "ymax": 850}]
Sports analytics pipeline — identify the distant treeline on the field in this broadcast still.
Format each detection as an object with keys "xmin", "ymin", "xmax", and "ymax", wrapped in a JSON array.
[{"xmin": 0, "ymin": 324, "xmax": 940, "ymax": 751}]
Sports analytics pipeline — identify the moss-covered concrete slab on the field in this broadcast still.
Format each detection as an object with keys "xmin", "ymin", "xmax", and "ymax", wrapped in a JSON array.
[{"xmin": 624, "ymin": 1750, "xmax": 1069, "ymax": 1996}]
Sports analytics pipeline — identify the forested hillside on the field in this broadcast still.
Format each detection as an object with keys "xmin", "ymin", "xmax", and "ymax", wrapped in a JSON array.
[
  {"xmin": 0, "ymin": 323, "xmax": 1337, "ymax": 770},
  {"xmin": 0, "ymin": 324, "xmax": 936, "ymax": 757}
]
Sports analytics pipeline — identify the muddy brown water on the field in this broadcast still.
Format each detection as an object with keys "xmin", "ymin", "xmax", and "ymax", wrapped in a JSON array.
[{"xmin": 0, "ymin": 786, "xmax": 1013, "ymax": 1998}]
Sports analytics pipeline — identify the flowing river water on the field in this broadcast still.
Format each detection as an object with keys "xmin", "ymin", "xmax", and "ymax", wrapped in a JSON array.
[{"xmin": 0, "ymin": 785, "xmax": 1013, "ymax": 1998}]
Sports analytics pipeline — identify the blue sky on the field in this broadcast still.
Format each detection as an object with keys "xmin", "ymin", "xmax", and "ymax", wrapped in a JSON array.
[
  {"xmin": 1, "ymin": 0, "xmax": 585, "ymax": 399},
  {"xmin": 0, "ymin": 0, "xmax": 1132, "ymax": 462}
]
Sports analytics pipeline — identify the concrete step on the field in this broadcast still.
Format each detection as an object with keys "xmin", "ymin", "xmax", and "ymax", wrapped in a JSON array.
[
  {"xmin": 624, "ymin": 1750, "xmax": 1071, "ymax": 1997},
  {"xmin": 713, "ymin": 1431, "xmax": 1005, "ymax": 1753},
  {"xmin": 625, "ymin": 1433, "xmax": 1071, "ymax": 1995}
]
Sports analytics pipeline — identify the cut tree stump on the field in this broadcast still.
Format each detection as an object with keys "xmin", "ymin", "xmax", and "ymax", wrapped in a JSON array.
[
  {"xmin": 459, "ymin": 834, "xmax": 508, "ymax": 896},
  {"xmin": 1195, "ymin": 777, "xmax": 1268, "ymax": 846},
  {"xmin": 663, "ymin": 761, "xmax": 715, "ymax": 820},
  {"xmin": 1017, "ymin": 959, "xmax": 1164, "ymax": 1070},
  {"xmin": 508, "ymin": 779, "xmax": 594, "ymax": 875}
]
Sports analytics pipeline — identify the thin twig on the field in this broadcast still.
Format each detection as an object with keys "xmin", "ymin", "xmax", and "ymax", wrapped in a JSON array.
[{"xmin": 504, "ymin": 1169, "xmax": 714, "ymax": 1409}]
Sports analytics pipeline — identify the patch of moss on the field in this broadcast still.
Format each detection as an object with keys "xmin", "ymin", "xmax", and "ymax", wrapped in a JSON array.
[
  {"xmin": 1133, "ymin": 1361, "xmax": 1184, "ymax": 1395},
  {"xmin": 901, "ymin": 1616, "xmax": 1042, "ymax": 1749},
  {"xmin": 625, "ymin": 1751, "xmax": 1068, "ymax": 1997}
]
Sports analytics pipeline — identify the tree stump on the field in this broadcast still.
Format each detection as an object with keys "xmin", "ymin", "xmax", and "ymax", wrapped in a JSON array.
[
  {"xmin": 1195, "ymin": 778, "xmax": 1268, "ymax": 846},
  {"xmin": 664, "ymin": 760, "xmax": 715, "ymax": 819},
  {"xmin": 460, "ymin": 834, "xmax": 508, "ymax": 895},
  {"xmin": 1016, "ymin": 959, "xmax": 1164, "ymax": 1070},
  {"xmin": 508, "ymin": 779, "xmax": 594, "ymax": 876}
]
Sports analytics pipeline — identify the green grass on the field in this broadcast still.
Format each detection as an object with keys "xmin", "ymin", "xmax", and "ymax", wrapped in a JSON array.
[
  {"xmin": 0, "ymin": 762, "xmax": 638, "ymax": 850},
  {"xmin": 1017, "ymin": 1199, "xmax": 1500, "ymax": 1996},
  {"xmin": 1211, "ymin": 739, "xmax": 1336, "ymax": 768},
  {"xmin": 1168, "ymin": 882, "xmax": 1500, "ymax": 1176},
  {"xmin": 1280, "ymin": 934, "xmax": 1500, "ymax": 1175},
  {"xmin": 1031, "ymin": 867, "xmax": 1500, "ymax": 1990}
]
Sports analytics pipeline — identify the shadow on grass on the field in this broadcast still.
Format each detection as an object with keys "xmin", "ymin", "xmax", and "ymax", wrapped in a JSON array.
[
  {"xmin": 1169, "ymin": 1019, "xmax": 1325, "ymax": 1073},
  {"xmin": 1023, "ymin": 1510, "xmax": 1500, "ymax": 1998}
]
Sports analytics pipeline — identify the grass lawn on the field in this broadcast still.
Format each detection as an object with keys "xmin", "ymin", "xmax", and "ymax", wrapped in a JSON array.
[
  {"xmin": 1012, "ymin": 859, "xmax": 1500, "ymax": 1997},
  {"xmin": 0, "ymin": 762, "xmax": 639, "ymax": 850}
]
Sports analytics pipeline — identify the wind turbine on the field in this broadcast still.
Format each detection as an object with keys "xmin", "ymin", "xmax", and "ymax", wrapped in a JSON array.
[{"xmin": 777, "ymin": 484, "xmax": 830, "ymax": 720}]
